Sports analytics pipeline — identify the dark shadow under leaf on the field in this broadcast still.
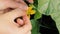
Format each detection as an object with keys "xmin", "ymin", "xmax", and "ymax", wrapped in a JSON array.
[{"xmin": 38, "ymin": 14, "xmax": 59, "ymax": 34}]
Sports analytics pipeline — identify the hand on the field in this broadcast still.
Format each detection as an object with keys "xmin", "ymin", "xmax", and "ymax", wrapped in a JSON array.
[
  {"xmin": 0, "ymin": 0, "xmax": 33, "ymax": 34},
  {"xmin": 0, "ymin": 0, "xmax": 33, "ymax": 10},
  {"xmin": 0, "ymin": 0, "xmax": 33, "ymax": 14},
  {"xmin": 0, "ymin": 8, "xmax": 32, "ymax": 34}
]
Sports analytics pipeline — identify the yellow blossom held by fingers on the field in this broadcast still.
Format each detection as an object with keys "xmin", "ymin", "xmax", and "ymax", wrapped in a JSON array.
[{"xmin": 27, "ymin": 5, "xmax": 36, "ymax": 19}]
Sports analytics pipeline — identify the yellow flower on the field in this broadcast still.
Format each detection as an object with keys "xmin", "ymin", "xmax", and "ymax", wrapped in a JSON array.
[{"xmin": 27, "ymin": 6, "xmax": 36, "ymax": 19}]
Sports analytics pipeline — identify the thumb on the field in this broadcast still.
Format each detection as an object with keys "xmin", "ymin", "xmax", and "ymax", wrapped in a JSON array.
[
  {"xmin": 2, "ymin": 8, "xmax": 25, "ymax": 23},
  {"xmin": 18, "ymin": 15, "xmax": 32, "ymax": 34}
]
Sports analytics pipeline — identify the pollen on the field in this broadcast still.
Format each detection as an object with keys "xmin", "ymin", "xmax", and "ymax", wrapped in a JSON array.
[{"xmin": 27, "ymin": 5, "xmax": 36, "ymax": 18}]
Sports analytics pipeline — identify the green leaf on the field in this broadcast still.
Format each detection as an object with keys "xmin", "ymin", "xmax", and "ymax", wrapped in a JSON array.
[
  {"xmin": 31, "ymin": 19, "xmax": 41, "ymax": 34},
  {"xmin": 44, "ymin": 0, "xmax": 60, "ymax": 33},
  {"xmin": 34, "ymin": 11, "xmax": 42, "ymax": 20},
  {"xmin": 31, "ymin": 19, "xmax": 36, "ymax": 28},
  {"xmin": 48, "ymin": 0, "xmax": 60, "ymax": 32},
  {"xmin": 31, "ymin": 0, "xmax": 41, "ymax": 34},
  {"xmin": 33, "ymin": 0, "xmax": 60, "ymax": 33},
  {"xmin": 38, "ymin": 0, "xmax": 49, "ymax": 15},
  {"xmin": 33, "ymin": 0, "xmax": 42, "ymax": 20},
  {"xmin": 31, "ymin": 19, "xmax": 38, "ymax": 34}
]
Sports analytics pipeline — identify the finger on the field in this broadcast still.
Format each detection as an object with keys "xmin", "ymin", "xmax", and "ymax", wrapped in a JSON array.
[
  {"xmin": 26, "ymin": 31, "xmax": 31, "ymax": 34},
  {"xmin": 0, "ymin": 0, "xmax": 9, "ymax": 10},
  {"xmin": 0, "ymin": 0, "xmax": 28, "ymax": 10},
  {"xmin": 16, "ymin": 0, "xmax": 34, "ymax": 3},
  {"xmin": 9, "ymin": 1, "xmax": 28, "ymax": 10},
  {"xmin": 23, "ymin": 14, "xmax": 32, "ymax": 30},
  {"xmin": 18, "ymin": 15, "xmax": 32, "ymax": 34},
  {"xmin": 16, "ymin": 18, "xmax": 24, "ymax": 26},
  {"xmin": 2, "ymin": 8, "xmax": 25, "ymax": 23},
  {"xmin": 15, "ymin": 0, "xmax": 26, "ymax": 5},
  {"xmin": 0, "ymin": 10, "xmax": 4, "ymax": 15},
  {"xmin": 26, "ymin": 0, "xmax": 34, "ymax": 3}
]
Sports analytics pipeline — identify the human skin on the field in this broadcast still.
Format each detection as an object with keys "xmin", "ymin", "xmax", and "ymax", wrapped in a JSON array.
[
  {"xmin": 0, "ymin": 10, "xmax": 32, "ymax": 34},
  {"xmin": 0, "ymin": 0, "xmax": 33, "ymax": 34}
]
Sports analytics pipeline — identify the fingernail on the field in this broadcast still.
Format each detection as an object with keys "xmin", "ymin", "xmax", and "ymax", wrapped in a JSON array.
[{"xmin": 26, "ymin": 0, "xmax": 34, "ymax": 3}]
